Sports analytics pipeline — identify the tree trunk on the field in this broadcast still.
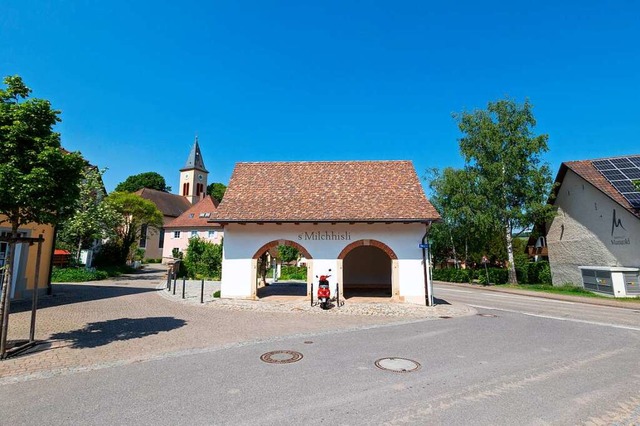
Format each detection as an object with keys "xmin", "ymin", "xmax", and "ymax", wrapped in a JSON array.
[
  {"xmin": 505, "ymin": 221, "xmax": 517, "ymax": 284},
  {"xmin": 0, "ymin": 219, "xmax": 19, "ymax": 355}
]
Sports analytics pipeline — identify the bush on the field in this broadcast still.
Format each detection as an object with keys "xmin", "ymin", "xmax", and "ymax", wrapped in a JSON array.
[
  {"xmin": 93, "ymin": 241, "xmax": 128, "ymax": 267},
  {"xmin": 51, "ymin": 267, "xmax": 109, "ymax": 282},
  {"xmin": 213, "ymin": 290, "xmax": 221, "ymax": 298},
  {"xmin": 477, "ymin": 267, "xmax": 509, "ymax": 285},
  {"xmin": 184, "ymin": 238, "xmax": 222, "ymax": 279},
  {"xmin": 279, "ymin": 266, "xmax": 307, "ymax": 280},
  {"xmin": 526, "ymin": 261, "xmax": 552, "ymax": 284},
  {"xmin": 432, "ymin": 268, "xmax": 473, "ymax": 283}
]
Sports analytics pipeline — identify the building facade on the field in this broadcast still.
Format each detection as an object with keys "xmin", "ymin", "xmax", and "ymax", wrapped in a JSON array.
[
  {"xmin": 546, "ymin": 156, "xmax": 640, "ymax": 297},
  {"xmin": 162, "ymin": 196, "xmax": 223, "ymax": 260}
]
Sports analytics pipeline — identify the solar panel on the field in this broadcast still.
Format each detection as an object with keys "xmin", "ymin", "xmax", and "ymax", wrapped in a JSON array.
[{"xmin": 592, "ymin": 155, "xmax": 640, "ymax": 209}]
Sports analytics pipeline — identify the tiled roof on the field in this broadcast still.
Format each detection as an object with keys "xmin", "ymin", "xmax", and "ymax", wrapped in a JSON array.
[
  {"xmin": 211, "ymin": 160, "xmax": 441, "ymax": 223},
  {"xmin": 134, "ymin": 188, "xmax": 192, "ymax": 218},
  {"xmin": 165, "ymin": 196, "xmax": 220, "ymax": 229},
  {"xmin": 558, "ymin": 158, "xmax": 640, "ymax": 218}
]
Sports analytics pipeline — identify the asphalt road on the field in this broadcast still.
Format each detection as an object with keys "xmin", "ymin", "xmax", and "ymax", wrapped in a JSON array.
[{"xmin": 1, "ymin": 288, "xmax": 639, "ymax": 425}]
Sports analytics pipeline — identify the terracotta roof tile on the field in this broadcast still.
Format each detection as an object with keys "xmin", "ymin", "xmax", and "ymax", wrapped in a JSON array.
[
  {"xmin": 165, "ymin": 196, "xmax": 220, "ymax": 229},
  {"xmin": 134, "ymin": 188, "xmax": 192, "ymax": 218},
  {"xmin": 560, "ymin": 157, "xmax": 640, "ymax": 218},
  {"xmin": 212, "ymin": 161, "xmax": 440, "ymax": 223}
]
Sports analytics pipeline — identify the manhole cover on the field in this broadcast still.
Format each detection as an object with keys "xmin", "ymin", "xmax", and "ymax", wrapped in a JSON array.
[
  {"xmin": 439, "ymin": 316, "xmax": 452, "ymax": 319},
  {"xmin": 375, "ymin": 357, "xmax": 421, "ymax": 373},
  {"xmin": 477, "ymin": 313, "xmax": 498, "ymax": 318},
  {"xmin": 260, "ymin": 350, "xmax": 303, "ymax": 364}
]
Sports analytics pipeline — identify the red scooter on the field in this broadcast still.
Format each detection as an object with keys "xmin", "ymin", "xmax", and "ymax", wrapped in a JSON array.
[{"xmin": 316, "ymin": 271, "xmax": 331, "ymax": 310}]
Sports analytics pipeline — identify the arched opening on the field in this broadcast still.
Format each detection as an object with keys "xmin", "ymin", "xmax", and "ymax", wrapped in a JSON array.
[
  {"xmin": 339, "ymin": 240, "xmax": 396, "ymax": 299},
  {"xmin": 251, "ymin": 240, "xmax": 312, "ymax": 300}
]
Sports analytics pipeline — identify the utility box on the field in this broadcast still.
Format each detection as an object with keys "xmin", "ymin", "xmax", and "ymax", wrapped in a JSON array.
[{"xmin": 579, "ymin": 266, "xmax": 639, "ymax": 298}]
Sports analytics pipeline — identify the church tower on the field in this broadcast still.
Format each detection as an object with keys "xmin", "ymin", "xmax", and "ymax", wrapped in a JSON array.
[{"xmin": 180, "ymin": 136, "xmax": 208, "ymax": 204}]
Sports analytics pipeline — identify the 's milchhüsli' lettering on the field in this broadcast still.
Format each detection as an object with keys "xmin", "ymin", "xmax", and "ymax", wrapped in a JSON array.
[{"xmin": 297, "ymin": 231, "xmax": 352, "ymax": 241}]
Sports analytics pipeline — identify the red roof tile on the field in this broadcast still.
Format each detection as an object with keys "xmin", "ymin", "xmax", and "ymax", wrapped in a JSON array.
[
  {"xmin": 165, "ymin": 196, "xmax": 220, "ymax": 229},
  {"xmin": 211, "ymin": 161, "xmax": 440, "ymax": 223}
]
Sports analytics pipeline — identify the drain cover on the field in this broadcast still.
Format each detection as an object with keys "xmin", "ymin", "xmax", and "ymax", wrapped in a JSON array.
[
  {"xmin": 439, "ymin": 316, "xmax": 452, "ymax": 319},
  {"xmin": 477, "ymin": 313, "xmax": 498, "ymax": 318},
  {"xmin": 375, "ymin": 357, "xmax": 421, "ymax": 373},
  {"xmin": 260, "ymin": 350, "xmax": 303, "ymax": 364}
]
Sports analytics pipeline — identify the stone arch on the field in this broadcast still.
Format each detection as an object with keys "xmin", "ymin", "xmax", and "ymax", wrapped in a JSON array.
[
  {"xmin": 252, "ymin": 239, "xmax": 313, "ymax": 260},
  {"xmin": 338, "ymin": 239, "xmax": 397, "ymax": 260}
]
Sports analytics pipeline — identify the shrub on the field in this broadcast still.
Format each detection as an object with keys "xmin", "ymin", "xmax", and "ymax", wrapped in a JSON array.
[
  {"xmin": 93, "ymin": 241, "xmax": 128, "ymax": 267},
  {"xmin": 526, "ymin": 261, "xmax": 552, "ymax": 284},
  {"xmin": 184, "ymin": 237, "xmax": 222, "ymax": 279},
  {"xmin": 279, "ymin": 265, "xmax": 307, "ymax": 280},
  {"xmin": 432, "ymin": 268, "xmax": 473, "ymax": 283},
  {"xmin": 51, "ymin": 267, "xmax": 109, "ymax": 283},
  {"xmin": 213, "ymin": 290, "xmax": 221, "ymax": 298}
]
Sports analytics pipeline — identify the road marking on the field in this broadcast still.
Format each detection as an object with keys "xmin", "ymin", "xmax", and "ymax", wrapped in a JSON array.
[
  {"xmin": 469, "ymin": 304, "xmax": 640, "ymax": 331},
  {"xmin": 437, "ymin": 287, "xmax": 577, "ymax": 304}
]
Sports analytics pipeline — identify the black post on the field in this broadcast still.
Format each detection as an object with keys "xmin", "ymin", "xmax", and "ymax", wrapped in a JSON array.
[
  {"xmin": 172, "ymin": 275, "xmax": 177, "ymax": 295},
  {"xmin": 310, "ymin": 283, "xmax": 314, "ymax": 307},
  {"xmin": 182, "ymin": 278, "xmax": 186, "ymax": 299},
  {"xmin": 336, "ymin": 283, "xmax": 340, "ymax": 308},
  {"xmin": 200, "ymin": 279, "xmax": 204, "ymax": 304},
  {"xmin": 484, "ymin": 262, "xmax": 490, "ymax": 286},
  {"xmin": 166, "ymin": 270, "xmax": 172, "ymax": 290}
]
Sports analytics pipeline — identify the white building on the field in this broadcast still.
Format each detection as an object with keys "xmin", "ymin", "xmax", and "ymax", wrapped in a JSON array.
[
  {"xmin": 210, "ymin": 160, "xmax": 441, "ymax": 305},
  {"xmin": 546, "ymin": 155, "xmax": 640, "ymax": 297}
]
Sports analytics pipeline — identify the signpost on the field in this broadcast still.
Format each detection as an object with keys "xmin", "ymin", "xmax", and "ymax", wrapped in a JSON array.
[{"xmin": 482, "ymin": 255, "xmax": 490, "ymax": 286}]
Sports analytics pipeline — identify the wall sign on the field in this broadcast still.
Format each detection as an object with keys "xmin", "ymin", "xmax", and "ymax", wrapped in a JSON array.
[{"xmin": 298, "ymin": 231, "xmax": 352, "ymax": 241}]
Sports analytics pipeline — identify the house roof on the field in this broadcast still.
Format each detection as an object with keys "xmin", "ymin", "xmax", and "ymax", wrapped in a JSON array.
[
  {"xmin": 134, "ymin": 188, "xmax": 192, "ymax": 218},
  {"xmin": 211, "ymin": 160, "xmax": 441, "ymax": 223},
  {"xmin": 556, "ymin": 157, "xmax": 640, "ymax": 218},
  {"xmin": 180, "ymin": 137, "xmax": 208, "ymax": 173},
  {"xmin": 165, "ymin": 196, "xmax": 220, "ymax": 229}
]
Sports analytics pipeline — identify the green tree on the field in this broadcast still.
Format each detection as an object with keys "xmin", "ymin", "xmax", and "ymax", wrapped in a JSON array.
[
  {"xmin": 0, "ymin": 75, "xmax": 85, "ymax": 352},
  {"xmin": 115, "ymin": 172, "xmax": 171, "ymax": 192},
  {"xmin": 428, "ymin": 167, "xmax": 496, "ymax": 268},
  {"xmin": 455, "ymin": 98, "xmax": 555, "ymax": 283},
  {"xmin": 104, "ymin": 192, "xmax": 163, "ymax": 263},
  {"xmin": 206, "ymin": 182, "xmax": 227, "ymax": 203},
  {"xmin": 57, "ymin": 167, "xmax": 120, "ymax": 262},
  {"xmin": 278, "ymin": 245, "xmax": 299, "ymax": 263}
]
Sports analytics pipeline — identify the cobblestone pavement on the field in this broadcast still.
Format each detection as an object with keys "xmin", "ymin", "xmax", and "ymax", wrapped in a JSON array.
[{"xmin": 1, "ymin": 265, "xmax": 474, "ymax": 384}]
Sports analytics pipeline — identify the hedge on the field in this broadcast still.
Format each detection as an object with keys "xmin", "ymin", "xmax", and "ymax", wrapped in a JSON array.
[{"xmin": 432, "ymin": 261, "xmax": 552, "ymax": 285}]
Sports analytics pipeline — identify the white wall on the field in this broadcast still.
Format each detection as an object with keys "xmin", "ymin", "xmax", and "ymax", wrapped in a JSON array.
[
  {"xmin": 220, "ymin": 222, "xmax": 430, "ymax": 304},
  {"xmin": 547, "ymin": 169, "xmax": 640, "ymax": 286}
]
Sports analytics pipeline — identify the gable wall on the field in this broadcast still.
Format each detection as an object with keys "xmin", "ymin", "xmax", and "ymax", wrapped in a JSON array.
[{"xmin": 547, "ymin": 170, "xmax": 640, "ymax": 286}]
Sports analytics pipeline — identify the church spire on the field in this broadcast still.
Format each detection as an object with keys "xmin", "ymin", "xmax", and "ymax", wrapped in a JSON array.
[{"xmin": 181, "ymin": 136, "xmax": 208, "ymax": 173}]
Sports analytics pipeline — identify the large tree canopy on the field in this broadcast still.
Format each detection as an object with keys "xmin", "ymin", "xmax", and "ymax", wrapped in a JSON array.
[
  {"xmin": 115, "ymin": 172, "xmax": 171, "ymax": 193},
  {"xmin": 207, "ymin": 182, "xmax": 226, "ymax": 203},
  {"xmin": 57, "ymin": 167, "xmax": 120, "ymax": 262},
  {"xmin": 454, "ymin": 98, "xmax": 555, "ymax": 283},
  {"xmin": 104, "ymin": 192, "xmax": 164, "ymax": 263},
  {"xmin": 0, "ymin": 75, "xmax": 85, "ymax": 353}
]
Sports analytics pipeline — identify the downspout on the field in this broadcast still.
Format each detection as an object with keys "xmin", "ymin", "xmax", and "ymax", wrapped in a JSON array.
[{"xmin": 422, "ymin": 221, "xmax": 433, "ymax": 307}]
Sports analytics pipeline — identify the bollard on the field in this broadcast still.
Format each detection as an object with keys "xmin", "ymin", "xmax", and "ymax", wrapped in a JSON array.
[
  {"xmin": 173, "ymin": 275, "xmax": 177, "ymax": 295},
  {"xmin": 182, "ymin": 278, "xmax": 186, "ymax": 299},
  {"xmin": 310, "ymin": 283, "xmax": 314, "ymax": 307},
  {"xmin": 166, "ymin": 270, "xmax": 172, "ymax": 291},
  {"xmin": 201, "ymin": 279, "xmax": 204, "ymax": 304},
  {"xmin": 336, "ymin": 283, "xmax": 340, "ymax": 308}
]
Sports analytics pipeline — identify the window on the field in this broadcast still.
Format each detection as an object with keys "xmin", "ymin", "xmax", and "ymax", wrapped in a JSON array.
[
  {"xmin": 191, "ymin": 231, "xmax": 198, "ymax": 238},
  {"xmin": 208, "ymin": 231, "xmax": 217, "ymax": 239},
  {"xmin": 189, "ymin": 213, "xmax": 195, "ymax": 218},
  {"xmin": 159, "ymin": 227, "xmax": 165, "ymax": 249},
  {"xmin": 174, "ymin": 231, "xmax": 181, "ymax": 239},
  {"xmin": 139, "ymin": 224, "xmax": 148, "ymax": 248}
]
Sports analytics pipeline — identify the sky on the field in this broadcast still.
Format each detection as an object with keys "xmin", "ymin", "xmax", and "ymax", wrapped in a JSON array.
[{"xmin": 2, "ymin": 1, "xmax": 639, "ymax": 194}]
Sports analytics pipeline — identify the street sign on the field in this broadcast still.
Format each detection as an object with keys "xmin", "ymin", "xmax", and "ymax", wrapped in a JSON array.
[{"xmin": 419, "ymin": 243, "xmax": 429, "ymax": 249}]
